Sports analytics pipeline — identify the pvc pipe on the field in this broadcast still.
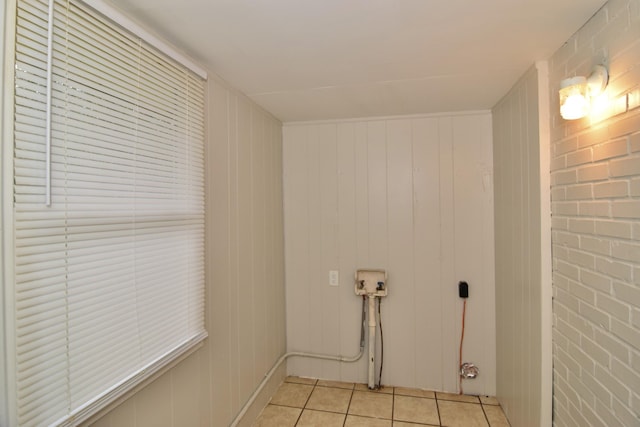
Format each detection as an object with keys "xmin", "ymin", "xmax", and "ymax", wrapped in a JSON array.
[
  {"xmin": 367, "ymin": 295, "xmax": 376, "ymax": 389},
  {"xmin": 228, "ymin": 348, "xmax": 363, "ymax": 427}
]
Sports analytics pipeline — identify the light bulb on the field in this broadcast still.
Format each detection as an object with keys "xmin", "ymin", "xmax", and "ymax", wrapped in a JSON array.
[
  {"xmin": 560, "ymin": 92, "xmax": 590, "ymax": 120},
  {"xmin": 559, "ymin": 76, "xmax": 588, "ymax": 120}
]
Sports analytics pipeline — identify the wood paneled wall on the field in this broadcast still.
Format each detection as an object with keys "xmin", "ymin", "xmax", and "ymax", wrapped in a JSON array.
[
  {"xmin": 283, "ymin": 113, "xmax": 496, "ymax": 396},
  {"xmin": 492, "ymin": 63, "xmax": 553, "ymax": 427},
  {"xmin": 208, "ymin": 77, "xmax": 286, "ymax": 425}
]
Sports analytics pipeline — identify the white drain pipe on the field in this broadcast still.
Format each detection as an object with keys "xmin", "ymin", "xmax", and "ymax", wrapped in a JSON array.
[
  {"xmin": 367, "ymin": 295, "xmax": 376, "ymax": 389},
  {"xmin": 355, "ymin": 269, "xmax": 387, "ymax": 390}
]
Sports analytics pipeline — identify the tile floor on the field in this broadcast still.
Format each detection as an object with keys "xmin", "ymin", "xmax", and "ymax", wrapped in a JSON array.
[{"xmin": 254, "ymin": 377, "xmax": 510, "ymax": 427}]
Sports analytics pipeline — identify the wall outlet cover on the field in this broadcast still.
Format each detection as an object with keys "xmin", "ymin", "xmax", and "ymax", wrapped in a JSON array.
[{"xmin": 329, "ymin": 270, "xmax": 339, "ymax": 286}]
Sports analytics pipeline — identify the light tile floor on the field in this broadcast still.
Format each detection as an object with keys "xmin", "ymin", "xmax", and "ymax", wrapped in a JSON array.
[{"xmin": 254, "ymin": 376, "xmax": 511, "ymax": 427}]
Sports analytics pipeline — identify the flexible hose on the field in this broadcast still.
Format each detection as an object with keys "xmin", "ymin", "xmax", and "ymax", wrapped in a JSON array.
[
  {"xmin": 229, "ymin": 297, "xmax": 367, "ymax": 427},
  {"xmin": 359, "ymin": 295, "xmax": 366, "ymax": 349}
]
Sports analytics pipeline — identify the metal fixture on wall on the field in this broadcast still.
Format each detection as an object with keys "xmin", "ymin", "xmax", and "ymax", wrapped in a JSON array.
[
  {"xmin": 559, "ymin": 65, "xmax": 609, "ymax": 120},
  {"xmin": 355, "ymin": 269, "xmax": 387, "ymax": 389},
  {"xmin": 460, "ymin": 362, "xmax": 479, "ymax": 379}
]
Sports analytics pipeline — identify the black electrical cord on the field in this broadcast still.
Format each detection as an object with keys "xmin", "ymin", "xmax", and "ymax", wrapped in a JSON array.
[
  {"xmin": 360, "ymin": 295, "xmax": 366, "ymax": 350},
  {"xmin": 377, "ymin": 296, "xmax": 383, "ymax": 389}
]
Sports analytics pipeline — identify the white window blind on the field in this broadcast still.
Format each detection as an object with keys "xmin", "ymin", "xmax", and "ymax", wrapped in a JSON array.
[{"xmin": 11, "ymin": 0, "xmax": 206, "ymax": 425}]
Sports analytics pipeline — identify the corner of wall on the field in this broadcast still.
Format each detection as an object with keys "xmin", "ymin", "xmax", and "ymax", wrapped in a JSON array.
[
  {"xmin": 234, "ymin": 363, "xmax": 286, "ymax": 427},
  {"xmin": 536, "ymin": 58, "xmax": 554, "ymax": 427}
]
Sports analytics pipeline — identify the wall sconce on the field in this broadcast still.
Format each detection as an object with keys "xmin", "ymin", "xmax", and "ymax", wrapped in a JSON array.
[{"xmin": 559, "ymin": 65, "xmax": 609, "ymax": 120}]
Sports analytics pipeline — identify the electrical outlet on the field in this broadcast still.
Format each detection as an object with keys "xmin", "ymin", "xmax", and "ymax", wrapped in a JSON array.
[
  {"xmin": 459, "ymin": 281, "xmax": 469, "ymax": 298},
  {"xmin": 329, "ymin": 270, "xmax": 339, "ymax": 286}
]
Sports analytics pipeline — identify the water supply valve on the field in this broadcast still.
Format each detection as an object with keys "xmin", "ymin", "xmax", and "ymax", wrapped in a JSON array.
[
  {"xmin": 460, "ymin": 362, "xmax": 479, "ymax": 379},
  {"xmin": 355, "ymin": 269, "xmax": 387, "ymax": 297}
]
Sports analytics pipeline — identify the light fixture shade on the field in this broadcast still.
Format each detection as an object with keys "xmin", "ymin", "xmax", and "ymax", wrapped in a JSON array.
[
  {"xmin": 559, "ymin": 76, "xmax": 589, "ymax": 120},
  {"xmin": 559, "ymin": 66, "xmax": 609, "ymax": 121}
]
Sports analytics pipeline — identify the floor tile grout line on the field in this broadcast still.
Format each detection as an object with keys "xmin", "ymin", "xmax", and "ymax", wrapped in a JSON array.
[
  {"xmin": 391, "ymin": 385, "xmax": 395, "ymax": 424},
  {"xmin": 480, "ymin": 403, "xmax": 492, "ymax": 427},
  {"xmin": 293, "ymin": 380, "xmax": 317, "ymax": 426},
  {"xmin": 341, "ymin": 386, "xmax": 355, "ymax": 427},
  {"xmin": 271, "ymin": 402, "xmax": 350, "ymax": 416}
]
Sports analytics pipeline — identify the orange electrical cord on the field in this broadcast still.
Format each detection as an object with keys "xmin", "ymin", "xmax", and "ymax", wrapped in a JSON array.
[{"xmin": 459, "ymin": 299, "xmax": 467, "ymax": 395}]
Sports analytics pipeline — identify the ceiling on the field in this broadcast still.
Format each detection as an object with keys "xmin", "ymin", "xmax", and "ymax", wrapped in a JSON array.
[{"xmin": 105, "ymin": 0, "xmax": 606, "ymax": 122}]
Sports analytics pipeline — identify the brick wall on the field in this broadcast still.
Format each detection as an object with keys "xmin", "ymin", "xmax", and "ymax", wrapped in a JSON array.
[{"xmin": 549, "ymin": 1, "xmax": 640, "ymax": 426}]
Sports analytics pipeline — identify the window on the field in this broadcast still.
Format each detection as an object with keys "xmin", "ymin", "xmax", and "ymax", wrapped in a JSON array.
[{"xmin": 7, "ymin": 0, "xmax": 207, "ymax": 425}]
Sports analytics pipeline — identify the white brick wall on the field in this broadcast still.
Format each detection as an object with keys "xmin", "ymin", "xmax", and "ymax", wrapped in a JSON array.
[{"xmin": 550, "ymin": 1, "xmax": 640, "ymax": 426}]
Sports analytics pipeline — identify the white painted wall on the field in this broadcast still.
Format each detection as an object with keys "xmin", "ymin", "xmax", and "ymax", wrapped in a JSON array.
[
  {"xmin": 492, "ymin": 63, "xmax": 553, "ymax": 427},
  {"xmin": 548, "ymin": 1, "xmax": 640, "ymax": 426},
  {"xmin": 283, "ymin": 113, "xmax": 496, "ymax": 396}
]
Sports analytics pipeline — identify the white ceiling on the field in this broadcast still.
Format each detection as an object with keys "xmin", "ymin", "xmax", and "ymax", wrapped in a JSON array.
[{"xmin": 106, "ymin": 0, "xmax": 606, "ymax": 122}]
